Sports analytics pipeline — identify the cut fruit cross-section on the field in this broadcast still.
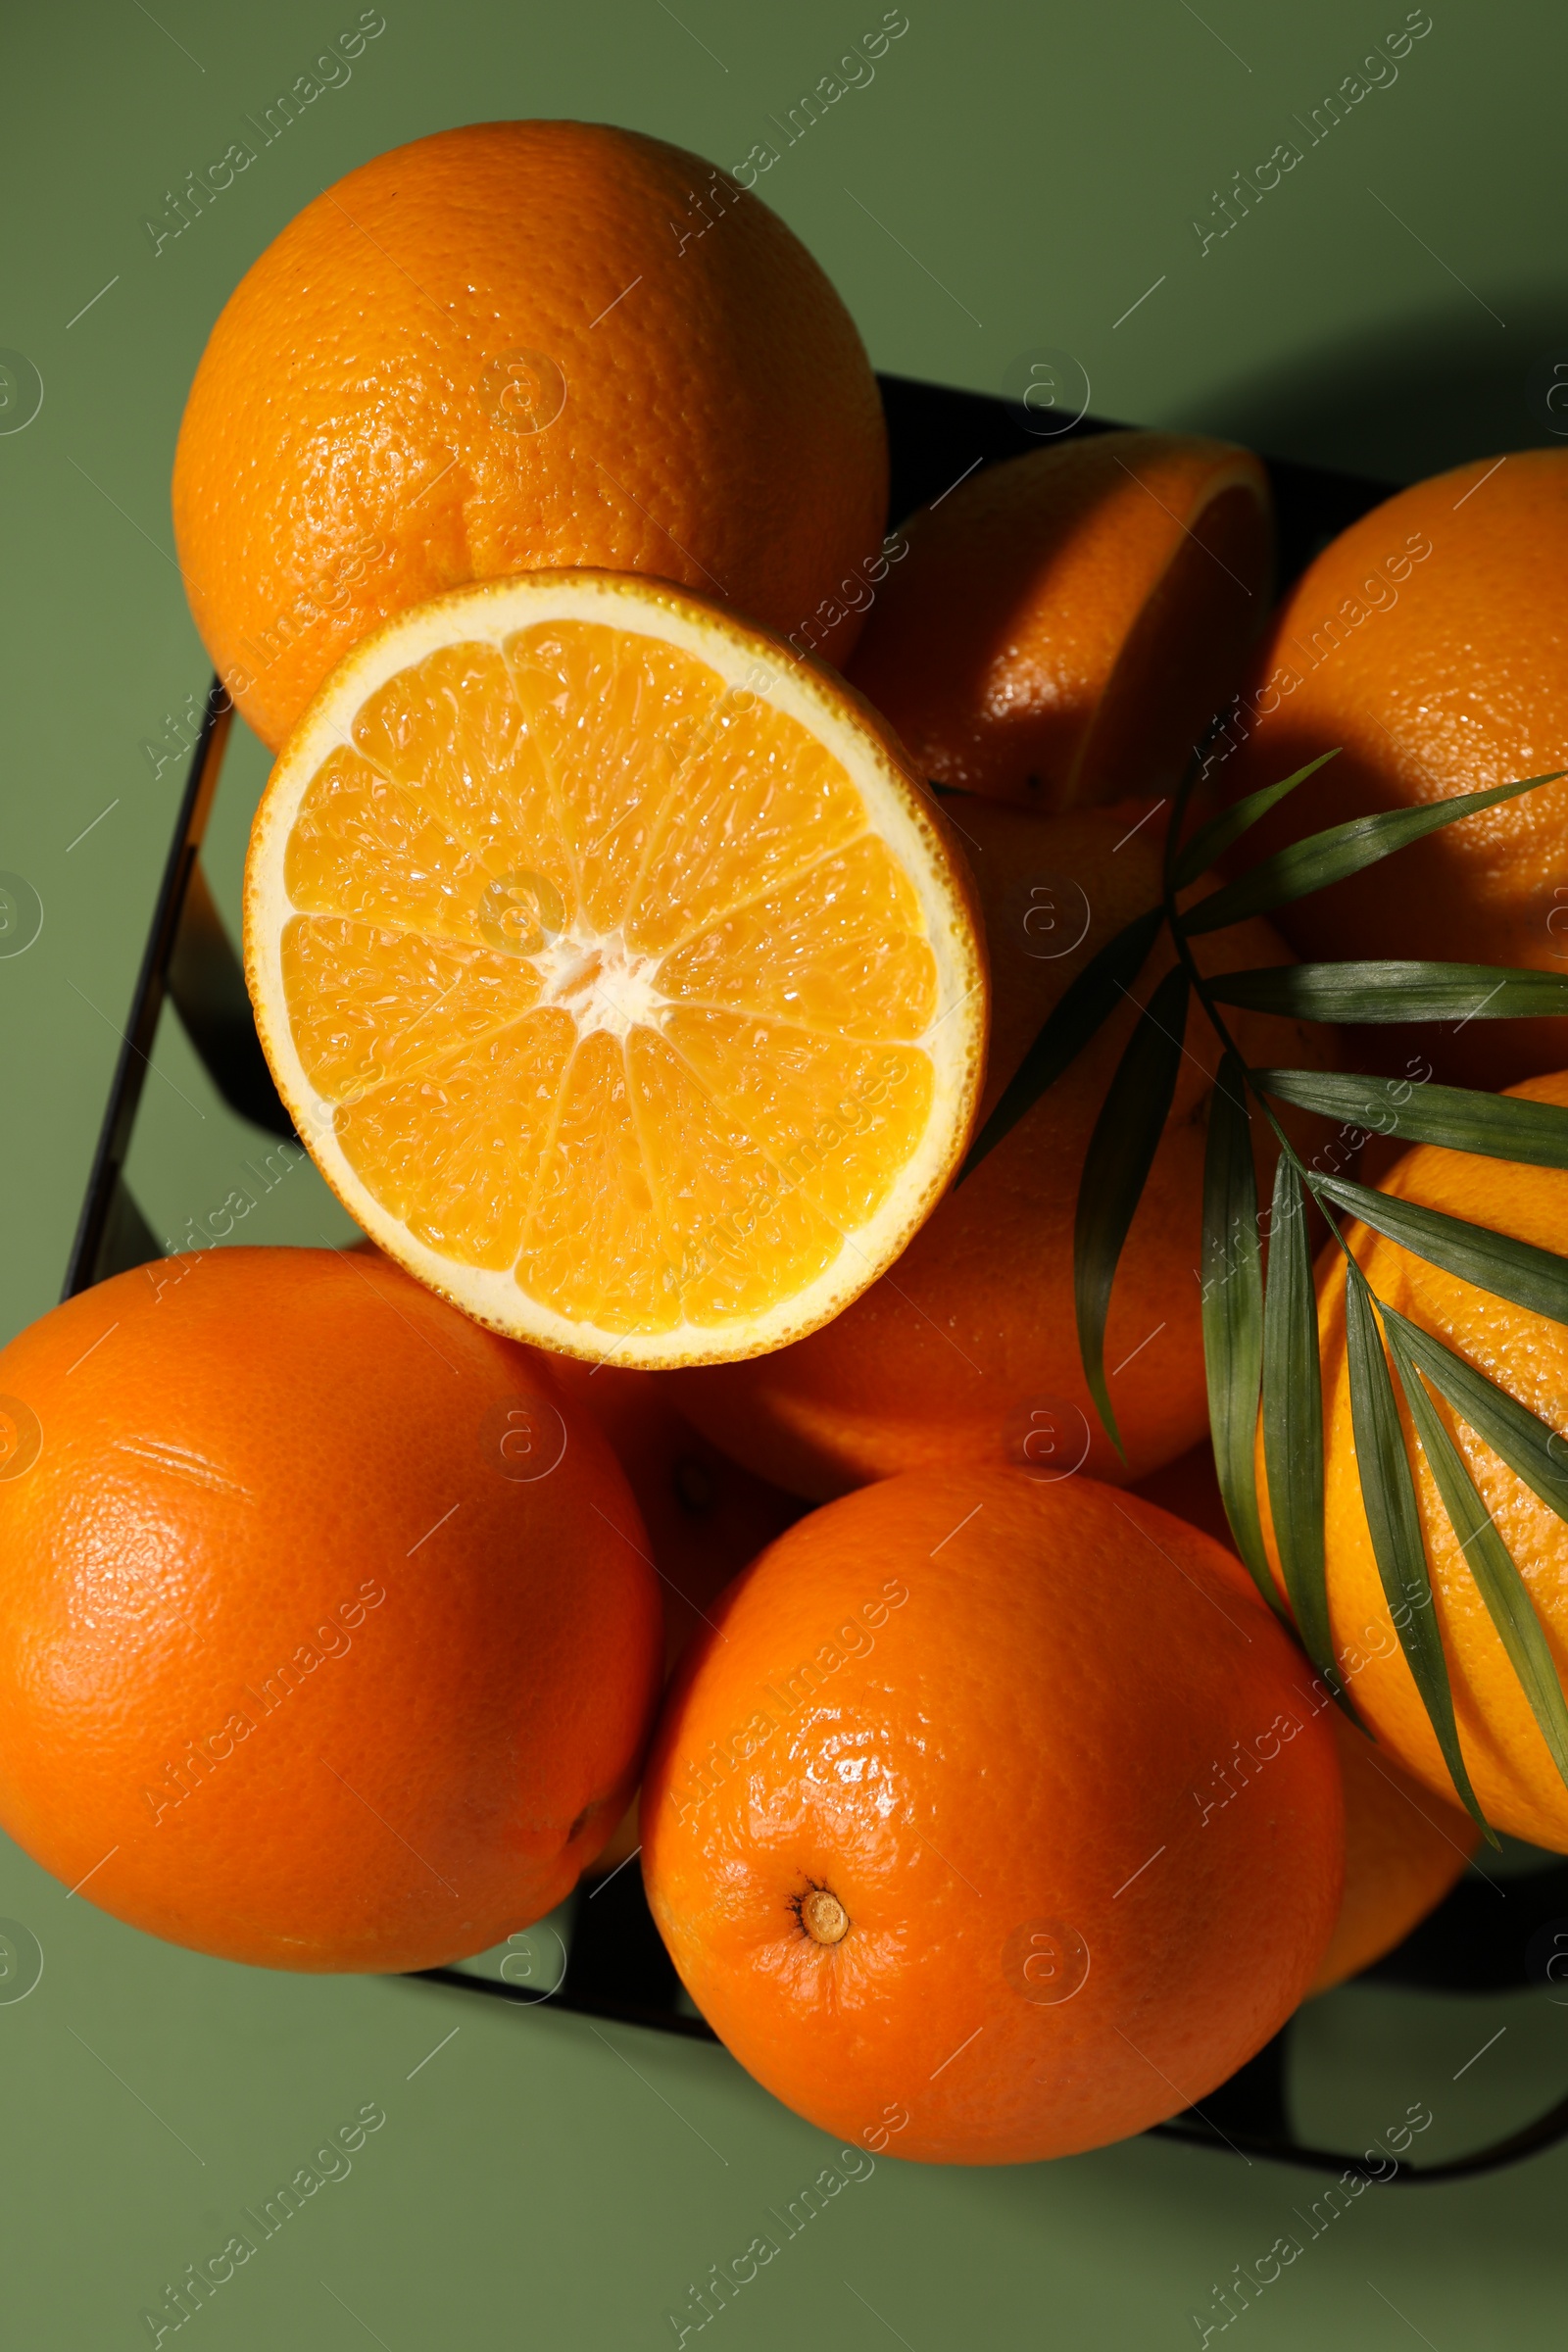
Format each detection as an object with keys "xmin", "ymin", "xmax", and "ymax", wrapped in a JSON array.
[{"xmin": 245, "ymin": 572, "xmax": 988, "ymax": 1366}]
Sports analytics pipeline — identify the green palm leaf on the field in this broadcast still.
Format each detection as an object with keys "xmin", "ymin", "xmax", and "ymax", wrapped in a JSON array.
[
  {"xmin": 1073, "ymin": 963, "xmax": 1190, "ymax": 1457},
  {"xmin": 1207, "ymin": 961, "xmax": 1568, "ymax": 1025},
  {"xmin": 1384, "ymin": 1318, "xmax": 1568, "ymax": 1801},
  {"xmin": 1259, "ymin": 1155, "xmax": 1346, "ymax": 1702},
  {"xmin": 1342, "ymin": 1272, "xmax": 1487, "ymax": 1832},
  {"xmin": 1314, "ymin": 1175, "xmax": 1568, "ymax": 1327},
  {"xmin": 1200, "ymin": 1054, "xmax": 1275, "ymax": 1609},
  {"xmin": 1258, "ymin": 1069, "xmax": 1568, "ymax": 1169},
  {"xmin": 1384, "ymin": 1309, "xmax": 1568, "ymax": 1531},
  {"xmin": 1182, "ymin": 771, "xmax": 1564, "ymax": 938},
  {"xmin": 1163, "ymin": 728, "xmax": 1213, "ymax": 872},
  {"xmin": 957, "ymin": 903, "xmax": 1164, "ymax": 1184},
  {"xmin": 1170, "ymin": 750, "xmax": 1339, "ymax": 891},
  {"xmin": 981, "ymin": 748, "xmax": 1568, "ymax": 1801}
]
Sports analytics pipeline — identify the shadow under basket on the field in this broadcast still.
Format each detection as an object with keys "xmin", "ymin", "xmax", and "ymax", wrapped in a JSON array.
[{"xmin": 63, "ymin": 373, "xmax": 1568, "ymax": 2181}]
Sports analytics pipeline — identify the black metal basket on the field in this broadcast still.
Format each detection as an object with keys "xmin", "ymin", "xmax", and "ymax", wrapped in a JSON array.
[{"xmin": 62, "ymin": 373, "xmax": 1568, "ymax": 2182}]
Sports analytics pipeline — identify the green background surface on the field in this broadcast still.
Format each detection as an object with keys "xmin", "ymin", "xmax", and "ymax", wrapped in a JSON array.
[{"xmin": 4, "ymin": 1, "xmax": 1568, "ymax": 2343}]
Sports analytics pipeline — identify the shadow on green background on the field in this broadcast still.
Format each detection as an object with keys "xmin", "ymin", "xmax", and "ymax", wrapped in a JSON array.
[
  {"xmin": 1186, "ymin": 286, "xmax": 1568, "ymax": 487},
  {"xmin": 4, "ymin": 1, "xmax": 1568, "ymax": 2342}
]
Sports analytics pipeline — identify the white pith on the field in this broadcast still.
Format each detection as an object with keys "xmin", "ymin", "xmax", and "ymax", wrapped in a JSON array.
[
  {"xmin": 505, "ymin": 923, "xmax": 665, "ymax": 1041},
  {"xmin": 244, "ymin": 571, "xmax": 987, "ymax": 1369}
]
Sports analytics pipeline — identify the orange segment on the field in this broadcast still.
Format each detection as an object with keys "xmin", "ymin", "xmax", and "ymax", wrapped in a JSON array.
[
  {"xmin": 625, "ymin": 700, "xmax": 868, "ymax": 955},
  {"xmin": 655, "ymin": 833, "xmax": 940, "ymax": 1040},
  {"xmin": 284, "ymin": 747, "xmax": 498, "ymax": 948},
  {"xmin": 514, "ymin": 1030, "xmax": 675, "ymax": 1333},
  {"xmin": 335, "ymin": 1009, "xmax": 575, "ymax": 1268},
  {"xmin": 504, "ymin": 619, "xmax": 726, "ymax": 933},
  {"xmin": 281, "ymin": 916, "xmax": 544, "ymax": 1100},
  {"xmin": 661, "ymin": 1009, "xmax": 935, "ymax": 1229},
  {"xmin": 246, "ymin": 572, "xmax": 987, "ymax": 1367},
  {"xmin": 350, "ymin": 639, "xmax": 577, "ymax": 927},
  {"xmin": 625, "ymin": 1029, "xmax": 843, "ymax": 1326}
]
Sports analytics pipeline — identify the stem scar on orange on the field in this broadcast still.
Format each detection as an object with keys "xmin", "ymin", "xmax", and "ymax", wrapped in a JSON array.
[{"xmin": 642, "ymin": 1467, "xmax": 1342, "ymax": 2163}]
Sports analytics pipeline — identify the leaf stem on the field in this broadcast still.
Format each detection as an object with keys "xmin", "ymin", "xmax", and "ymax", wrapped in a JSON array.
[{"xmin": 1160, "ymin": 841, "xmax": 1396, "ymax": 1336}]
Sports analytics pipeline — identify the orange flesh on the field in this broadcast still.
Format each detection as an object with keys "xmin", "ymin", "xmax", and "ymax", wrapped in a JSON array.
[{"xmin": 279, "ymin": 621, "xmax": 938, "ymax": 1336}]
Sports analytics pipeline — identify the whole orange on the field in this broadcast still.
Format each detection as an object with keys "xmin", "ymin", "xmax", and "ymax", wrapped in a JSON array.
[
  {"xmin": 641, "ymin": 1468, "xmax": 1343, "ymax": 2165},
  {"xmin": 1213, "ymin": 449, "xmax": 1568, "ymax": 1085},
  {"xmin": 172, "ymin": 121, "xmax": 888, "ymax": 749},
  {"xmin": 1131, "ymin": 1443, "xmax": 1477, "ymax": 1988},
  {"xmin": 0, "ymin": 1249, "xmax": 662, "ymax": 1970},
  {"xmin": 1303, "ymin": 1071, "xmax": 1568, "ymax": 1848},
  {"xmin": 670, "ymin": 795, "xmax": 1335, "ymax": 1495},
  {"xmin": 847, "ymin": 431, "xmax": 1272, "ymax": 805}
]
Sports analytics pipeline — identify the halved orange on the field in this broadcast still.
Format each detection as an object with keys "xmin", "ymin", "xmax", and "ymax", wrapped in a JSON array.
[
  {"xmin": 846, "ymin": 431, "xmax": 1273, "ymax": 807},
  {"xmin": 244, "ymin": 573, "xmax": 987, "ymax": 1366}
]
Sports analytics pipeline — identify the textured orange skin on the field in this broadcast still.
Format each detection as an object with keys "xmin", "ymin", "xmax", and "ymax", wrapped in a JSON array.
[
  {"xmin": 1216, "ymin": 449, "xmax": 1568, "ymax": 1086},
  {"xmin": 0, "ymin": 1250, "xmax": 662, "ymax": 1970},
  {"xmin": 669, "ymin": 798, "xmax": 1336, "ymax": 1495},
  {"xmin": 1294, "ymin": 1072, "xmax": 1568, "ymax": 1849},
  {"xmin": 538, "ymin": 1354, "xmax": 805, "ymax": 1875},
  {"xmin": 847, "ymin": 432, "xmax": 1272, "ymax": 806},
  {"xmin": 1132, "ymin": 1444, "xmax": 1476, "ymax": 1988},
  {"xmin": 641, "ymin": 1469, "xmax": 1343, "ymax": 2165},
  {"xmin": 172, "ymin": 121, "xmax": 888, "ymax": 750}
]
